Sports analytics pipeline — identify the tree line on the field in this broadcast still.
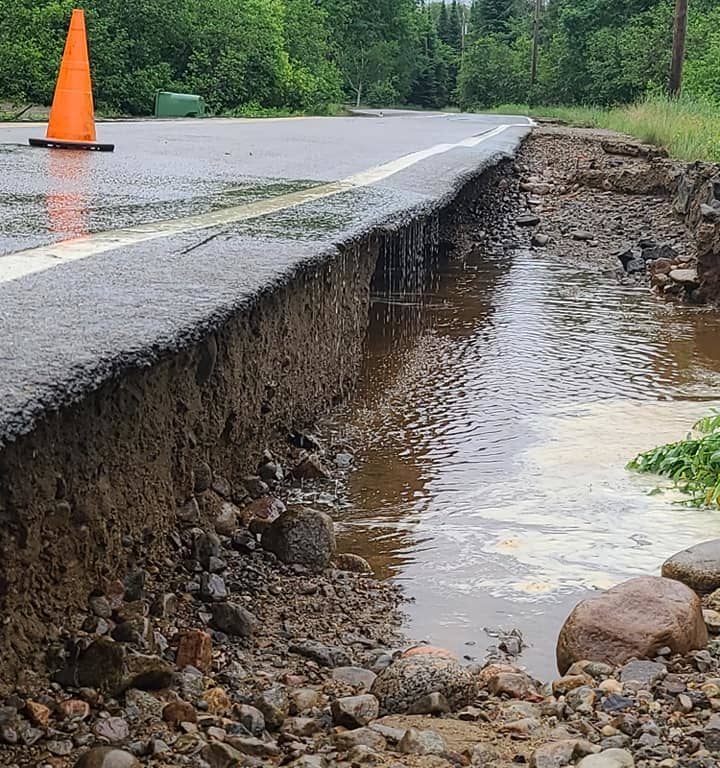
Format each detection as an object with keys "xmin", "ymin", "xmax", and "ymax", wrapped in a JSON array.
[{"xmin": 1, "ymin": 0, "xmax": 719, "ymax": 116}]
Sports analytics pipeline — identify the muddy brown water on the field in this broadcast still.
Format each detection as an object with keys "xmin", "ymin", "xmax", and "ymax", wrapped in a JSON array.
[{"xmin": 316, "ymin": 242, "xmax": 720, "ymax": 680}]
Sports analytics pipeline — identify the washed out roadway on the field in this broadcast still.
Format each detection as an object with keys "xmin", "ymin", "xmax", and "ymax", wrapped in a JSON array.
[{"xmin": 0, "ymin": 111, "xmax": 530, "ymax": 445}]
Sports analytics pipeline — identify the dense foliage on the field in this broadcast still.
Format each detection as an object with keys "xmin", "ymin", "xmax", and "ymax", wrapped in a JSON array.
[
  {"xmin": 628, "ymin": 413, "xmax": 720, "ymax": 508},
  {"xmin": 1, "ymin": 0, "xmax": 719, "ymax": 115}
]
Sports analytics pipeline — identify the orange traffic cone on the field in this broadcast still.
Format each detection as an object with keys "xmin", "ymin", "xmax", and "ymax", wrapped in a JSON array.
[{"xmin": 29, "ymin": 9, "xmax": 114, "ymax": 152}]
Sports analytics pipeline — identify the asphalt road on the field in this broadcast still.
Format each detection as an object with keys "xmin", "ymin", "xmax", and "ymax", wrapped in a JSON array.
[{"xmin": 0, "ymin": 110, "xmax": 531, "ymax": 444}]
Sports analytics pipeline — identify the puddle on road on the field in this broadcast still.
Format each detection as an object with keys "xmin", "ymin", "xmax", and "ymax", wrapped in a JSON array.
[{"xmin": 321, "ymin": 244, "xmax": 720, "ymax": 679}]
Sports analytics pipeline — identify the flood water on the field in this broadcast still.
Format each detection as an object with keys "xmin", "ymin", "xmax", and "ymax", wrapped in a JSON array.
[{"xmin": 322, "ymin": 242, "xmax": 720, "ymax": 680}]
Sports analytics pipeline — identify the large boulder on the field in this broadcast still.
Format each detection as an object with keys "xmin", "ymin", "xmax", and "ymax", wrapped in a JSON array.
[
  {"xmin": 261, "ymin": 508, "xmax": 336, "ymax": 572},
  {"xmin": 370, "ymin": 655, "xmax": 477, "ymax": 715},
  {"xmin": 662, "ymin": 539, "xmax": 720, "ymax": 594},
  {"xmin": 556, "ymin": 576, "xmax": 708, "ymax": 674}
]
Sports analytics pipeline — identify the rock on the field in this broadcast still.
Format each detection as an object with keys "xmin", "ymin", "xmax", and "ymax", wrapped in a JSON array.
[
  {"xmin": 572, "ymin": 230, "xmax": 594, "ymax": 241},
  {"xmin": 556, "ymin": 576, "xmax": 708, "ymax": 674},
  {"xmin": 625, "ymin": 257, "xmax": 646, "ymax": 275},
  {"xmin": 282, "ymin": 715, "xmax": 321, "ymax": 737},
  {"xmin": 262, "ymin": 508, "xmax": 336, "ymax": 571},
  {"xmin": 89, "ymin": 595, "xmax": 113, "ymax": 619},
  {"xmin": 243, "ymin": 475, "xmax": 270, "ymax": 498},
  {"xmin": 398, "ymin": 727, "xmax": 447, "ymax": 756},
  {"xmin": 124, "ymin": 653, "xmax": 174, "ymax": 690},
  {"xmin": 290, "ymin": 639, "xmax": 351, "ymax": 667},
  {"xmin": 335, "ymin": 553, "xmax": 373, "ymax": 573},
  {"xmin": 204, "ymin": 686, "xmax": 232, "ymax": 715},
  {"xmin": 335, "ymin": 727, "xmax": 387, "ymax": 751},
  {"xmin": 176, "ymin": 629, "xmax": 213, "ymax": 672},
  {"xmin": 194, "ymin": 531, "xmax": 221, "ymax": 570},
  {"xmin": 668, "ymin": 268, "xmax": 699, "ymax": 288},
  {"xmin": 517, "ymin": 213, "xmax": 541, "ymax": 226},
  {"xmin": 704, "ymin": 608, "xmax": 720, "ymax": 633},
  {"xmin": 73, "ymin": 748, "xmax": 139, "ymax": 768},
  {"xmin": 619, "ymin": 660, "xmax": 666, "ymax": 687},
  {"xmin": 577, "ymin": 750, "xmax": 634, "ymax": 768},
  {"xmin": 553, "ymin": 674, "xmax": 594, "ymax": 696},
  {"xmin": 177, "ymin": 498, "xmax": 200, "ymax": 525},
  {"xmin": 293, "ymin": 454, "xmax": 332, "ymax": 480},
  {"xmin": 58, "ymin": 699, "xmax": 91, "ymax": 720},
  {"xmin": 255, "ymin": 684, "xmax": 289, "ymax": 729},
  {"xmin": 649, "ymin": 257, "xmax": 675, "ymax": 276},
  {"xmin": 93, "ymin": 716, "xmax": 130, "ymax": 742},
  {"xmin": 487, "ymin": 671, "xmax": 541, "ymax": 700},
  {"xmin": 125, "ymin": 688, "xmax": 164, "ymax": 720},
  {"xmin": 25, "ymin": 700, "xmax": 50, "ymax": 726},
  {"xmin": 332, "ymin": 666, "xmax": 377, "ymax": 691},
  {"xmin": 289, "ymin": 687, "xmax": 326, "ymax": 714},
  {"xmin": 214, "ymin": 503, "xmax": 239, "ymax": 536},
  {"xmin": 566, "ymin": 685, "xmax": 596, "ymax": 714},
  {"xmin": 211, "ymin": 602, "xmax": 257, "ymax": 637},
  {"xmin": 200, "ymin": 572, "xmax": 228, "ymax": 601},
  {"xmin": 55, "ymin": 637, "xmax": 126, "ymax": 693},
  {"xmin": 532, "ymin": 233, "xmax": 550, "ymax": 247},
  {"xmin": 201, "ymin": 741, "xmax": 248, "ymax": 768},
  {"xmin": 401, "ymin": 645, "xmax": 456, "ymax": 660},
  {"xmin": 238, "ymin": 704, "xmax": 265, "ymax": 736},
  {"xmin": 662, "ymin": 540, "xmax": 720, "ymax": 593},
  {"xmin": 409, "ymin": 691, "xmax": 450, "ymax": 715},
  {"xmin": 224, "ymin": 734, "xmax": 280, "ymax": 757},
  {"xmin": 642, "ymin": 244, "xmax": 678, "ymax": 262},
  {"xmin": 331, "ymin": 694, "xmax": 379, "ymax": 728},
  {"xmin": 163, "ymin": 700, "xmax": 197, "ymax": 726},
  {"xmin": 259, "ymin": 461, "xmax": 284, "ymax": 483},
  {"xmin": 149, "ymin": 592, "xmax": 177, "ymax": 618},
  {"xmin": 123, "ymin": 568, "xmax": 146, "ymax": 602},
  {"xmin": 370, "ymin": 655, "xmax": 477, "ymax": 715},
  {"xmin": 531, "ymin": 740, "xmax": 587, "ymax": 768}
]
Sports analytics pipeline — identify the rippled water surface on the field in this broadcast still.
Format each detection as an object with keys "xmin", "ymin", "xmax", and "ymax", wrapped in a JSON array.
[{"xmin": 325, "ymin": 245, "xmax": 720, "ymax": 678}]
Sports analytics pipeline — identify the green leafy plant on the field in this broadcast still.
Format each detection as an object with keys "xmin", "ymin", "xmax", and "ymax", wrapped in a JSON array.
[{"xmin": 628, "ymin": 411, "xmax": 720, "ymax": 507}]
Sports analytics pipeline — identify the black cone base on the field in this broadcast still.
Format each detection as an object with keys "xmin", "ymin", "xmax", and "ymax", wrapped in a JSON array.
[{"xmin": 29, "ymin": 137, "xmax": 115, "ymax": 152}]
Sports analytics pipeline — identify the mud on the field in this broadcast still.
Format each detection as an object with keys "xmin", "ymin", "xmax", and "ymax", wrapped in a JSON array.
[{"xmin": 0, "ymin": 161, "xmax": 516, "ymax": 678}]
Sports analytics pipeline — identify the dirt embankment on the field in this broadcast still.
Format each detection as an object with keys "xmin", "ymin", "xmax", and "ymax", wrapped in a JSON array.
[{"xmin": 514, "ymin": 125, "xmax": 720, "ymax": 305}]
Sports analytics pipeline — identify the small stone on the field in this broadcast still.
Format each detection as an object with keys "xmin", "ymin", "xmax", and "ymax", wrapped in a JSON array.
[
  {"xmin": 211, "ymin": 602, "xmax": 257, "ymax": 637},
  {"xmin": 90, "ymin": 595, "xmax": 113, "ymax": 619},
  {"xmin": 125, "ymin": 688, "xmax": 164, "ymax": 720},
  {"xmin": 289, "ymin": 687, "xmax": 326, "ymax": 714},
  {"xmin": 619, "ymin": 660, "xmax": 666, "ymax": 687},
  {"xmin": 409, "ymin": 692, "xmax": 450, "ymax": 715},
  {"xmin": 123, "ymin": 568, "xmax": 146, "ymax": 602},
  {"xmin": 517, "ymin": 213, "xmax": 540, "ymax": 227},
  {"xmin": 73, "ymin": 748, "xmax": 139, "ymax": 768},
  {"xmin": 531, "ymin": 233, "xmax": 550, "ymax": 247},
  {"xmin": 332, "ymin": 667, "xmax": 377, "ymax": 691},
  {"xmin": 553, "ymin": 674, "xmax": 594, "ymax": 696},
  {"xmin": 677, "ymin": 694, "xmax": 694, "ymax": 713},
  {"xmin": 255, "ymin": 684, "xmax": 289, "ymax": 729},
  {"xmin": 335, "ymin": 727, "xmax": 387, "ymax": 751},
  {"xmin": 282, "ymin": 715, "xmax": 321, "ymax": 737},
  {"xmin": 398, "ymin": 727, "xmax": 447, "ymax": 755},
  {"xmin": 243, "ymin": 475, "xmax": 270, "ymax": 498},
  {"xmin": 577, "ymin": 749, "xmax": 634, "ymax": 768},
  {"xmin": 149, "ymin": 592, "xmax": 177, "ymax": 618},
  {"xmin": 331, "ymin": 694, "xmax": 379, "ymax": 728},
  {"xmin": 93, "ymin": 716, "xmax": 130, "ymax": 742},
  {"xmin": 259, "ymin": 461, "xmax": 284, "ymax": 483},
  {"xmin": 487, "ymin": 671, "xmax": 540, "ymax": 700},
  {"xmin": 289, "ymin": 639, "xmax": 351, "ymax": 668},
  {"xmin": 668, "ymin": 268, "xmax": 699, "ymax": 288},
  {"xmin": 58, "ymin": 699, "xmax": 91, "ymax": 720},
  {"xmin": 200, "ymin": 572, "xmax": 228, "ymax": 601},
  {"xmin": 531, "ymin": 740, "xmax": 582, "ymax": 768},
  {"xmin": 567, "ymin": 685, "xmax": 596, "ymax": 714},
  {"xmin": 48, "ymin": 739, "xmax": 74, "ymax": 756},
  {"xmin": 334, "ymin": 553, "xmax": 373, "ymax": 574},
  {"xmin": 704, "ymin": 609, "xmax": 720, "ymax": 634},
  {"xmin": 293, "ymin": 455, "xmax": 332, "ymax": 480},
  {"xmin": 201, "ymin": 741, "xmax": 247, "ymax": 768},
  {"xmin": 194, "ymin": 531, "xmax": 221, "ymax": 570},
  {"xmin": 177, "ymin": 498, "xmax": 201, "ymax": 525},
  {"xmin": 194, "ymin": 461, "xmax": 213, "ymax": 492},
  {"xmin": 163, "ymin": 700, "xmax": 197, "ymax": 726},
  {"xmin": 25, "ymin": 700, "xmax": 50, "ymax": 727},
  {"xmin": 572, "ymin": 230, "xmax": 594, "ymax": 241},
  {"xmin": 176, "ymin": 628, "xmax": 213, "ymax": 672},
  {"xmin": 238, "ymin": 704, "xmax": 265, "ymax": 736},
  {"xmin": 599, "ymin": 679, "xmax": 623, "ymax": 694},
  {"xmin": 204, "ymin": 687, "xmax": 232, "ymax": 715},
  {"xmin": 214, "ymin": 503, "xmax": 239, "ymax": 536},
  {"xmin": 124, "ymin": 653, "xmax": 174, "ymax": 690}
]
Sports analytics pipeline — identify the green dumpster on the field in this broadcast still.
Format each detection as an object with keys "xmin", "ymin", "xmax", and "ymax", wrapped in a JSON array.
[{"xmin": 154, "ymin": 91, "xmax": 206, "ymax": 118}]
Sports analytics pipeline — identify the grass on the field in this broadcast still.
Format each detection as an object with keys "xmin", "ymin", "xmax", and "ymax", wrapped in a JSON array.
[
  {"xmin": 491, "ymin": 95, "xmax": 720, "ymax": 163},
  {"xmin": 628, "ymin": 412, "xmax": 720, "ymax": 507}
]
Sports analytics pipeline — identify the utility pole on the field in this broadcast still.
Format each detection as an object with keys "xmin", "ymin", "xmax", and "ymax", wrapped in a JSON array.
[
  {"xmin": 530, "ymin": 0, "xmax": 542, "ymax": 88},
  {"xmin": 669, "ymin": 0, "xmax": 688, "ymax": 97}
]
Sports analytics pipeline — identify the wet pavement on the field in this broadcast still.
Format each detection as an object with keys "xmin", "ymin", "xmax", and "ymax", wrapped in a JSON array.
[
  {"xmin": 325, "ymin": 243, "xmax": 720, "ymax": 679},
  {"xmin": 0, "ymin": 112, "xmax": 530, "ymax": 445}
]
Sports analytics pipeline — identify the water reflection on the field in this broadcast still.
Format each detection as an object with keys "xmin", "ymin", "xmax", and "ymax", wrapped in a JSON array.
[
  {"xmin": 327, "ymin": 245, "xmax": 720, "ymax": 678},
  {"xmin": 45, "ymin": 151, "xmax": 90, "ymax": 238}
]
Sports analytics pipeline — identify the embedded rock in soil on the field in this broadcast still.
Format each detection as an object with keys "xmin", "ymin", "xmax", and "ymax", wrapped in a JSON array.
[
  {"xmin": 261, "ymin": 507, "xmax": 336, "ymax": 572},
  {"xmin": 74, "ymin": 747, "xmax": 139, "ymax": 768},
  {"xmin": 662, "ymin": 539, "xmax": 720, "ymax": 593},
  {"xmin": 211, "ymin": 601, "xmax": 257, "ymax": 637},
  {"xmin": 556, "ymin": 576, "xmax": 708, "ymax": 674},
  {"xmin": 577, "ymin": 749, "xmax": 635, "ymax": 768},
  {"xmin": 331, "ymin": 694, "xmax": 379, "ymax": 728},
  {"xmin": 398, "ymin": 727, "xmax": 447, "ymax": 755},
  {"xmin": 370, "ymin": 655, "xmax": 477, "ymax": 715}
]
